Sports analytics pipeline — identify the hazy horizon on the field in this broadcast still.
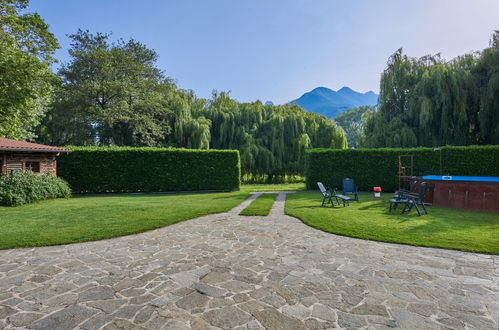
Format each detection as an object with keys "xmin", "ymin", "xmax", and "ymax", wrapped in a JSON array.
[{"xmin": 29, "ymin": 0, "xmax": 499, "ymax": 104}]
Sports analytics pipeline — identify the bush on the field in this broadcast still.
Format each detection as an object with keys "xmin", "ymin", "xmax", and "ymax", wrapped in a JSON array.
[
  {"xmin": 0, "ymin": 172, "xmax": 72, "ymax": 206},
  {"xmin": 58, "ymin": 147, "xmax": 241, "ymax": 193},
  {"xmin": 305, "ymin": 145, "xmax": 499, "ymax": 191}
]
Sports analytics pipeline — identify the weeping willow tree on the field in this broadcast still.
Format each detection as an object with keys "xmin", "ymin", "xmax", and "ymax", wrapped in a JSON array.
[
  {"xmin": 203, "ymin": 92, "xmax": 346, "ymax": 182},
  {"xmin": 362, "ymin": 31, "xmax": 499, "ymax": 147}
]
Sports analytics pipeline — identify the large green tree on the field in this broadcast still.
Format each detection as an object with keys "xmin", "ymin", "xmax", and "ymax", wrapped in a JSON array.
[
  {"xmin": 37, "ymin": 30, "xmax": 176, "ymax": 146},
  {"xmin": 0, "ymin": 0, "xmax": 58, "ymax": 139},
  {"xmin": 362, "ymin": 31, "xmax": 499, "ymax": 147}
]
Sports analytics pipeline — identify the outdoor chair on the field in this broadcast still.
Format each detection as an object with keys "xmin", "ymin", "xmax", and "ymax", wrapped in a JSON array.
[
  {"xmin": 342, "ymin": 178, "xmax": 359, "ymax": 201},
  {"xmin": 317, "ymin": 182, "xmax": 351, "ymax": 207},
  {"xmin": 390, "ymin": 182, "xmax": 429, "ymax": 216},
  {"xmin": 393, "ymin": 177, "xmax": 417, "ymax": 199}
]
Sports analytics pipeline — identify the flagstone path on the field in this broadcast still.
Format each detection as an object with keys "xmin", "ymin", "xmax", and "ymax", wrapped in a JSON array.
[{"xmin": 0, "ymin": 192, "xmax": 497, "ymax": 329}]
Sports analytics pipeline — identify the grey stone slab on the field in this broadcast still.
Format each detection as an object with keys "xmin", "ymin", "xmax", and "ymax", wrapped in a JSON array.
[
  {"xmin": 29, "ymin": 304, "xmax": 96, "ymax": 330},
  {"xmin": 202, "ymin": 306, "xmax": 252, "ymax": 328},
  {"xmin": 79, "ymin": 286, "xmax": 115, "ymax": 302},
  {"xmin": 252, "ymin": 308, "xmax": 306, "ymax": 330}
]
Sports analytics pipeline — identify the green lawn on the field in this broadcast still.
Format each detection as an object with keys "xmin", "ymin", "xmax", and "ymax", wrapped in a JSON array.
[
  {"xmin": 285, "ymin": 191, "xmax": 499, "ymax": 254},
  {"xmin": 239, "ymin": 193, "xmax": 278, "ymax": 216},
  {"xmin": 0, "ymin": 191, "xmax": 249, "ymax": 249},
  {"xmin": 240, "ymin": 183, "xmax": 305, "ymax": 192}
]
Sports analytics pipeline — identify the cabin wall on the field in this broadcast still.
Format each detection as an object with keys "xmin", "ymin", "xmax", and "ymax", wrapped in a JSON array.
[{"xmin": 0, "ymin": 152, "xmax": 57, "ymax": 176}]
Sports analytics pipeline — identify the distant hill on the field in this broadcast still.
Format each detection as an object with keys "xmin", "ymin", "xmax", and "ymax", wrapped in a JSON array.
[{"xmin": 291, "ymin": 86, "xmax": 378, "ymax": 118}]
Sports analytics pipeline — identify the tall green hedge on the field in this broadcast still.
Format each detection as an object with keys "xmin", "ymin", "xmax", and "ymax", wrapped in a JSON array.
[
  {"xmin": 305, "ymin": 146, "xmax": 499, "ymax": 191},
  {"xmin": 58, "ymin": 147, "xmax": 241, "ymax": 193}
]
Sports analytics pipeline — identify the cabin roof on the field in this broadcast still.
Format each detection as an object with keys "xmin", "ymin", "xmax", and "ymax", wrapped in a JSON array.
[{"xmin": 0, "ymin": 138, "xmax": 70, "ymax": 153}]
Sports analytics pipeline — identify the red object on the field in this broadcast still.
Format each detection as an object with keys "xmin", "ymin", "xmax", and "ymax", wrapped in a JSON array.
[{"xmin": 373, "ymin": 186, "xmax": 382, "ymax": 192}]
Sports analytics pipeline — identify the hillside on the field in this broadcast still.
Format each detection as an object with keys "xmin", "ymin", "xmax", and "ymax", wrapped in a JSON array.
[{"xmin": 291, "ymin": 86, "xmax": 378, "ymax": 118}]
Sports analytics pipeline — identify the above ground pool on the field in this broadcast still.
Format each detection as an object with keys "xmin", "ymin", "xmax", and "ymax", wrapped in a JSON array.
[
  {"xmin": 415, "ymin": 175, "xmax": 499, "ymax": 212},
  {"xmin": 422, "ymin": 175, "xmax": 499, "ymax": 183}
]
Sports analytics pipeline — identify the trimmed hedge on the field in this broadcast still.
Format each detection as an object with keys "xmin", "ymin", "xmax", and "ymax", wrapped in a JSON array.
[
  {"xmin": 58, "ymin": 147, "xmax": 241, "ymax": 193},
  {"xmin": 0, "ymin": 172, "xmax": 71, "ymax": 206},
  {"xmin": 305, "ymin": 146, "xmax": 499, "ymax": 191}
]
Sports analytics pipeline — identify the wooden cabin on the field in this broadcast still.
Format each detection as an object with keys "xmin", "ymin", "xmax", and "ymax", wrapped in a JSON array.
[{"xmin": 0, "ymin": 138, "xmax": 70, "ymax": 176}]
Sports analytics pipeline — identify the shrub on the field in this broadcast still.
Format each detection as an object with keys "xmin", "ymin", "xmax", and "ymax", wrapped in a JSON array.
[
  {"xmin": 0, "ymin": 172, "xmax": 72, "ymax": 206},
  {"xmin": 58, "ymin": 147, "xmax": 241, "ymax": 193},
  {"xmin": 305, "ymin": 145, "xmax": 499, "ymax": 191}
]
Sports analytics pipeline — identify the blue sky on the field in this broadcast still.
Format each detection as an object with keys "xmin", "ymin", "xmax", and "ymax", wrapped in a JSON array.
[{"xmin": 29, "ymin": 0, "xmax": 498, "ymax": 104}]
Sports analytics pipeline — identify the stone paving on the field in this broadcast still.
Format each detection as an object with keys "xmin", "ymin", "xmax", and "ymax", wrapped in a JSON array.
[{"xmin": 0, "ymin": 191, "xmax": 498, "ymax": 329}]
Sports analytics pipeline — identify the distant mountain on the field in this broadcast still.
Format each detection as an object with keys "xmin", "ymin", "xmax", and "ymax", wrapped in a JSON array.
[
  {"xmin": 264, "ymin": 101, "xmax": 274, "ymax": 106},
  {"xmin": 291, "ymin": 86, "xmax": 378, "ymax": 118}
]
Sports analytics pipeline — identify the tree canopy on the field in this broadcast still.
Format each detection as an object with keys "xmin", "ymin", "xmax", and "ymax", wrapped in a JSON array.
[
  {"xmin": 362, "ymin": 31, "xmax": 499, "ymax": 147},
  {"xmin": 0, "ymin": 0, "xmax": 58, "ymax": 139}
]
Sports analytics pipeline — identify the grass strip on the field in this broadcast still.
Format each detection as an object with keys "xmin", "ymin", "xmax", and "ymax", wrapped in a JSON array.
[{"xmin": 239, "ymin": 193, "xmax": 278, "ymax": 216}]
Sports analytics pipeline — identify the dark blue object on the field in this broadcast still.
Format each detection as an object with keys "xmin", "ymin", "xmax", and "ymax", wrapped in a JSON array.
[
  {"xmin": 422, "ymin": 175, "xmax": 499, "ymax": 182},
  {"xmin": 342, "ymin": 178, "xmax": 359, "ymax": 201}
]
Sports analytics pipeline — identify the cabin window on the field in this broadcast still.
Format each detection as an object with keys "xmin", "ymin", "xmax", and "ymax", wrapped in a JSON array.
[{"xmin": 25, "ymin": 161, "xmax": 41, "ymax": 173}]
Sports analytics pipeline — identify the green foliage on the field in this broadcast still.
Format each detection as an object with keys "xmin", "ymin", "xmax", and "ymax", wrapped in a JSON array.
[
  {"xmin": 0, "ymin": 171, "xmax": 71, "ymax": 206},
  {"xmin": 36, "ymin": 30, "xmax": 175, "ymax": 147},
  {"xmin": 286, "ymin": 191, "xmax": 499, "ymax": 254},
  {"xmin": 335, "ymin": 105, "xmax": 375, "ymax": 148},
  {"xmin": 205, "ymin": 92, "xmax": 347, "ymax": 182},
  {"xmin": 305, "ymin": 145, "xmax": 499, "ymax": 191},
  {"xmin": 362, "ymin": 32, "xmax": 499, "ymax": 147},
  {"xmin": 239, "ymin": 194, "xmax": 277, "ymax": 216},
  {"xmin": 0, "ymin": 0, "xmax": 59, "ymax": 139},
  {"xmin": 57, "ymin": 147, "xmax": 241, "ymax": 193}
]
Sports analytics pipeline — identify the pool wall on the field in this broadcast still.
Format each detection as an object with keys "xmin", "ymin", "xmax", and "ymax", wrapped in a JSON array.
[{"xmin": 415, "ymin": 176, "xmax": 499, "ymax": 212}]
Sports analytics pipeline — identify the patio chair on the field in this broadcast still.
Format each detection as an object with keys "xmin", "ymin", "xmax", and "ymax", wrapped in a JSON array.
[
  {"xmin": 342, "ymin": 178, "xmax": 359, "ymax": 201},
  {"xmin": 317, "ymin": 182, "xmax": 333, "ymax": 207},
  {"xmin": 390, "ymin": 182, "xmax": 429, "ymax": 216},
  {"xmin": 317, "ymin": 182, "xmax": 351, "ymax": 207},
  {"xmin": 393, "ymin": 177, "xmax": 417, "ymax": 199},
  {"xmin": 401, "ymin": 182, "xmax": 429, "ymax": 216}
]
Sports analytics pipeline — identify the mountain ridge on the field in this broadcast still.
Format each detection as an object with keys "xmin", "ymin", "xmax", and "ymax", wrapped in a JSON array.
[{"xmin": 290, "ymin": 86, "xmax": 378, "ymax": 118}]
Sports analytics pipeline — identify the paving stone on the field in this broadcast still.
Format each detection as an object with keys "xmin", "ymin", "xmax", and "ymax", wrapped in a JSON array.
[
  {"xmin": 86, "ymin": 299, "xmax": 127, "ymax": 314},
  {"xmin": 80, "ymin": 313, "xmax": 114, "ymax": 330},
  {"xmin": 252, "ymin": 308, "xmax": 306, "ymax": 330},
  {"xmin": 30, "ymin": 304, "xmax": 96, "ymax": 330},
  {"xmin": 163, "ymin": 319, "xmax": 191, "ymax": 330},
  {"xmin": 150, "ymin": 293, "xmax": 180, "ymax": 307},
  {"xmin": 281, "ymin": 303, "xmax": 311, "ymax": 320},
  {"xmin": 389, "ymin": 308, "xmax": 440, "ymax": 329},
  {"xmin": 350, "ymin": 303, "xmax": 389, "ymax": 317},
  {"xmin": 102, "ymin": 318, "xmax": 147, "ymax": 330},
  {"xmin": 176, "ymin": 292, "xmax": 209, "ymax": 311},
  {"xmin": 337, "ymin": 311, "xmax": 368, "ymax": 328},
  {"xmin": 262, "ymin": 294, "xmax": 286, "ymax": 308},
  {"xmin": 0, "ymin": 305, "xmax": 17, "ymax": 319},
  {"xmin": 7, "ymin": 312, "xmax": 43, "ymax": 327},
  {"xmin": 312, "ymin": 304, "xmax": 336, "ymax": 321},
  {"xmin": 194, "ymin": 282, "xmax": 227, "ymax": 297},
  {"xmin": 79, "ymin": 286, "xmax": 115, "ymax": 302},
  {"xmin": 200, "ymin": 271, "xmax": 233, "ymax": 284},
  {"xmin": 134, "ymin": 305, "xmax": 156, "ymax": 324},
  {"xmin": 202, "ymin": 306, "xmax": 252, "ymax": 328}
]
